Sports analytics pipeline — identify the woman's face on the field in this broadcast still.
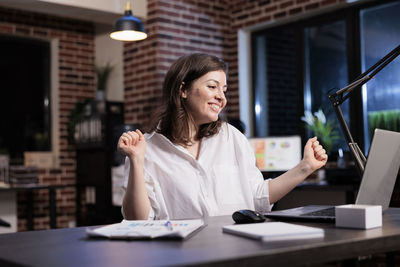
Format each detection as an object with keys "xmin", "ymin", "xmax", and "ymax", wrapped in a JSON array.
[{"xmin": 182, "ymin": 70, "xmax": 227, "ymax": 126}]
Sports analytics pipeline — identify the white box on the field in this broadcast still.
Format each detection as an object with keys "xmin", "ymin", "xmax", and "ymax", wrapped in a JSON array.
[{"xmin": 335, "ymin": 204, "xmax": 382, "ymax": 229}]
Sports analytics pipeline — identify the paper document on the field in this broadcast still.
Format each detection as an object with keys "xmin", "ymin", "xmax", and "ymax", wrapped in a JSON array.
[
  {"xmin": 223, "ymin": 222, "xmax": 324, "ymax": 241},
  {"xmin": 86, "ymin": 219, "xmax": 205, "ymax": 240}
]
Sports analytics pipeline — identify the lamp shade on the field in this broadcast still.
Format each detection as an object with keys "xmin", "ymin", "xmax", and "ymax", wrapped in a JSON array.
[{"xmin": 110, "ymin": 2, "xmax": 147, "ymax": 41}]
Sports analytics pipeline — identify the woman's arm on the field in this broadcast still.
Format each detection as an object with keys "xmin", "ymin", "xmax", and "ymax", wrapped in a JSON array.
[
  {"xmin": 268, "ymin": 137, "xmax": 328, "ymax": 204},
  {"xmin": 117, "ymin": 130, "xmax": 151, "ymax": 220}
]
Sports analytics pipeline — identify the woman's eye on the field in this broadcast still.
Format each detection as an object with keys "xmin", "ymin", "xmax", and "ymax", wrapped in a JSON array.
[{"xmin": 208, "ymin": 85, "xmax": 216, "ymax": 89}]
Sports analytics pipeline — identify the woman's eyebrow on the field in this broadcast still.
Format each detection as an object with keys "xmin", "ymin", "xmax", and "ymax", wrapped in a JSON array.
[{"xmin": 205, "ymin": 79, "xmax": 228, "ymax": 87}]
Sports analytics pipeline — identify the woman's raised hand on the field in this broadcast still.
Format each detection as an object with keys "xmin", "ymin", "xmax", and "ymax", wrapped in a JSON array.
[
  {"xmin": 303, "ymin": 137, "xmax": 328, "ymax": 172},
  {"xmin": 117, "ymin": 129, "xmax": 147, "ymax": 160}
]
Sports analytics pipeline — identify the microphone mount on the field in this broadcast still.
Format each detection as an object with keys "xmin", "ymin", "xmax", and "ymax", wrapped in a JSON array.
[{"xmin": 328, "ymin": 44, "xmax": 400, "ymax": 177}]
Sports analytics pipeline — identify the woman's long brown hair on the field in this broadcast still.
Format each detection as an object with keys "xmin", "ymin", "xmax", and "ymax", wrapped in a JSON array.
[{"xmin": 147, "ymin": 53, "xmax": 228, "ymax": 146}]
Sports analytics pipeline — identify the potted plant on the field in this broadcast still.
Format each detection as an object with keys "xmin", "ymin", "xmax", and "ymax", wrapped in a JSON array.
[
  {"xmin": 301, "ymin": 109, "xmax": 340, "ymax": 156},
  {"xmin": 95, "ymin": 62, "xmax": 114, "ymax": 100},
  {"xmin": 67, "ymin": 99, "xmax": 90, "ymax": 145}
]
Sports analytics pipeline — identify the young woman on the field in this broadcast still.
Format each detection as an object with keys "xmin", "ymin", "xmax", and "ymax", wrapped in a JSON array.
[{"xmin": 118, "ymin": 53, "xmax": 327, "ymax": 220}]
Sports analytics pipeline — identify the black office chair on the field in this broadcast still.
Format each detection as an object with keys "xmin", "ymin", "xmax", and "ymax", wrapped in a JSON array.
[{"xmin": 0, "ymin": 218, "xmax": 10, "ymax": 227}]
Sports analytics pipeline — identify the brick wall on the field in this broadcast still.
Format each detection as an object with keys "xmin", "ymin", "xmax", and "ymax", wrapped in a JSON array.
[
  {"xmin": 0, "ymin": 7, "xmax": 95, "ymax": 231},
  {"xmin": 264, "ymin": 27, "xmax": 298, "ymax": 136},
  {"xmin": 123, "ymin": 0, "xmax": 346, "ymax": 128}
]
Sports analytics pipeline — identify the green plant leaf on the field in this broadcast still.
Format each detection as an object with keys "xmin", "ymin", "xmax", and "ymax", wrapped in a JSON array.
[
  {"xmin": 96, "ymin": 62, "xmax": 114, "ymax": 92},
  {"xmin": 302, "ymin": 109, "xmax": 340, "ymax": 155}
]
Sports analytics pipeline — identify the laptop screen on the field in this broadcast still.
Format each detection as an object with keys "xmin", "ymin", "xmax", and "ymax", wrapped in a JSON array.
[{"xmin": 355, "ymin": 129, "xmax": 400, "ymax": 210}]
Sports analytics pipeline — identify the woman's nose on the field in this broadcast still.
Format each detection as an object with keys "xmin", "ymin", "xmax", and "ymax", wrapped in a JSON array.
[{"xmin": 216, "ymin": 88, "xmax": 225, "ymax": 100}]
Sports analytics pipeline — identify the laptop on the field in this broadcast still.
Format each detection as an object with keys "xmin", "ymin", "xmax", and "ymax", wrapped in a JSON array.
[{"xmin": 264, "ymin": 129, "xmax": 400, "ymax": 222}]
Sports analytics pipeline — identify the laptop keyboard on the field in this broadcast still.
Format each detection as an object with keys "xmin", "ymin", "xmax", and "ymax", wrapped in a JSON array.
[{"xmin": 302, "ymin": 207, "xmax": 335, "ymax": 217}]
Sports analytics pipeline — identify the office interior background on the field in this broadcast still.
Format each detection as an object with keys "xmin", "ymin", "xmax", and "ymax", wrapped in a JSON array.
[{"xmin": 0, "ymin": 0, "xmax": 399, "ymax": 232}]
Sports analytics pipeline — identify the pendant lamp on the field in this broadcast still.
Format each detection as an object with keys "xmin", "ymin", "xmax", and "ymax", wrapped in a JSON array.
[{"xmin": 110, "ymin": 1, "xmax": 147, "ymax": 41}]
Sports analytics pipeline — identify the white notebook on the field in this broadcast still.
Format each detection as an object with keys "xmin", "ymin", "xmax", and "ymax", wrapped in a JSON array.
[
  {"xmin": 223, "ymin": 222, "xmax": 324, "ymax": 242},
  {"xmin": 86, "ymin": 219, "xmax": 205, "ymax": 240}
]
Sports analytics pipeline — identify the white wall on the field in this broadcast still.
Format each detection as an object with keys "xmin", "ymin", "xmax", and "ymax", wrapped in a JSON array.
[
  {"xmin": 0, "ymin": 192, "xmax": 17, "ymax": 234},
  {"xmin": 40, "ymin": 0, "xmax": 146, "ymax": 16},
  {"xmin": 238, "ymin": 29, "xmax": 253, "ymax": 137},
  {"xmin": 95, "ymin": 25, "xmax": 124, "ymax": 102}
]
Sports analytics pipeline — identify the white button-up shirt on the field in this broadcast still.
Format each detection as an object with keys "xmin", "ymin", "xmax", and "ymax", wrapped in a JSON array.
[{"xmin": 122, "ymin": 122, "xmax": 272, "ymax": 220}]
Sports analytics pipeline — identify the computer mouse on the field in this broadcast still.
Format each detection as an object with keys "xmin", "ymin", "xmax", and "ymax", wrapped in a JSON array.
[{"xmin": 232, "ymin": 209, "xmax": 266, "ymax": 224}]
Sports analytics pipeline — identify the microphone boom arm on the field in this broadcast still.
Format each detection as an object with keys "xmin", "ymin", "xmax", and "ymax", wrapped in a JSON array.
[
  {"xmin": 328, "ymin": 93, "xmax": 366, "ymax": 175},
  {"xmin": 328, "ymin": 44, "xmax": 400, "ymax": 177}
]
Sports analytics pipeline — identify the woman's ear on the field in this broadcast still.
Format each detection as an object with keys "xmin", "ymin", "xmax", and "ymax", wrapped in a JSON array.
[{"xmin": 179, "ymin": 82, "xmax": 187, "ymax": 99}]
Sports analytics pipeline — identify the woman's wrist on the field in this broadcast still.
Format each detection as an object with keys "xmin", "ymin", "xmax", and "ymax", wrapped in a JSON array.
[
  {"xmin": 129, "ymin": 154, "xmax": 145, "ymax": 166},
  {"xmin": 298, "ymin": 159, "xmax": 314, "ymax": 176}
]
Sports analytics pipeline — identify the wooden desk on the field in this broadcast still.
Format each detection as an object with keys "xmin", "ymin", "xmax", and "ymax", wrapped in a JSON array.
[{"xmin": 0, "ymin": 209, "xmax": 400, "ymax": 266}]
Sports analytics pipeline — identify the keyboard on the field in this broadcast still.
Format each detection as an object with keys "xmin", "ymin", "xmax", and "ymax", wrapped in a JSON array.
[{"xmin": 301, "ymin": 207, "xmax": 335, "ymax": 217}]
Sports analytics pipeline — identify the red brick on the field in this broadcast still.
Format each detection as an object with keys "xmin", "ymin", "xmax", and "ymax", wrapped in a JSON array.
[
  {"xmin": 305, "ymin": 2, "xmax": 320, "ymax": 10},
  {"xmin": 157, "ymin": 0, "xmax": 171, "ymax": 8},
  {"xmin": 321, "ymin": 0, "xmax": 337, "ymax": 5},
  {"xmin": 274, "ymin": 11, "xmax": 287, "ymax": 19},
  {"xmin": 280, "ymin": 1, "xmax": 294, "ymax": 9},
  {"xmin": 15, "ymin": 26, "xmax": 30, "ymax": 35},
  {"xmin": 0, "ymin": 24, "xmax": 14, "ymax": 33},
  {"xmin": 264, "ymin": 5, "xmax": 278, "ymax": 13},
  {"xmin": 289, "ymin": 7, "xmax": 303, "ymax": 14}
]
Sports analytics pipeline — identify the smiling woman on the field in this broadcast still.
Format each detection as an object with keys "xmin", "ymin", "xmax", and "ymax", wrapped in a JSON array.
[{"xmin": 116, "ymin": 53, "xmax": 328, "ymax": 221}]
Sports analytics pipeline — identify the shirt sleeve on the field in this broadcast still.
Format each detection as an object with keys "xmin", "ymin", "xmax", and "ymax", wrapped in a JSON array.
[{"xmin": 121, "ymin": 156, "xmax": 156, "ymax": 220}]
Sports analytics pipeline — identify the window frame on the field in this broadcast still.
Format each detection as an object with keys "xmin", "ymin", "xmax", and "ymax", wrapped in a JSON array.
[{"xmin": 5, "ymin": 36, "xmax": 60, "ymax": 168}]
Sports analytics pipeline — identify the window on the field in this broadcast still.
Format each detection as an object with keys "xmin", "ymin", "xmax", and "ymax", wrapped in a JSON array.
[
  {"xmin": 0, "ymin": 35, "xmax": 51, "ymax": 159},
  {"xmin": 252, "ymin": 27, "xmax": 298, "ymax": 137},
  {"xmin": 251, "ymin": 0, "xmax": 400, "ymax": 158},
  {"xmin": 360, "ymin": 1, "xmax": 400, "ymax": 153},
  {"xmin": 303, "ymin": 19, "xmax": 349, "ymax": 152}
]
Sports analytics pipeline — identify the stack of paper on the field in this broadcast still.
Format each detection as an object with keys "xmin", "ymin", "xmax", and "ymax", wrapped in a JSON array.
[
  {"xmin": 223, "ymin": 222, "xmax": 324, "ymax": 241},
  {"xmin": 86, "ymin": 219, "xmax": 205, "ymax": 240}
]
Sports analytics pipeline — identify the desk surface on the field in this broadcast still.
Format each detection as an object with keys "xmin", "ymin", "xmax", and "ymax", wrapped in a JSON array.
[{"xmin": 1, "ymin": 209, "xmax": 400, "ymax": 267}]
